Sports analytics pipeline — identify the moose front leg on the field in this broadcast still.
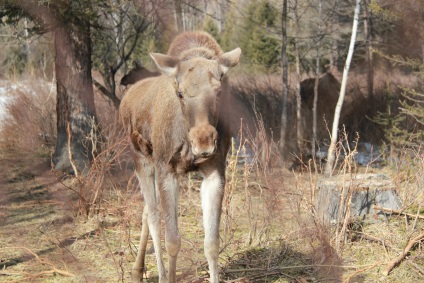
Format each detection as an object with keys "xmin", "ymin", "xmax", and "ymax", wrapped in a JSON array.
[
  {"xmin": 132, "ymin": 206, "xmax": 149, "ymax": 282},
  {"xmin": 133, "ymin": 155, "xmax": 167, "ymax": 283},
  {"xmin": 200, "ymin": 169, "xmax": 224, "ymax": 283},
  {"xmin": 159, "ymin": 173, "xmax": 181, "ymax": 283}
]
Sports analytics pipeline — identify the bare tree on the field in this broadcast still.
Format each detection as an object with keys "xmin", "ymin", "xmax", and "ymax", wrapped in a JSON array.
[
  {"xmin": 292, "ymin": 0, "xmax": 304, "ymax": 157},
  {"xmin": 363, "ymin": 0, "xmax": 373, "ymax": 99},
  {"xmin": 92, "ymin": 0, "xmax": 153, "ymax": 109},
  {"xmin": 325, "ymin": 0, "xmax": 361, "ymax": 176},
  {"xmin": 329, "ymin": 0, "xmax": 339, "ymax": 71},
  {"xmin": 280, "ymin": 0, "xmax": 289, "ymax": 158},
  {"xmin": 174, "ymin": 0, "xmax": 184, "ymax": 32},
  {"xmin": 312, "ymin": 0, "xmax": 322, "ymax": 167}
]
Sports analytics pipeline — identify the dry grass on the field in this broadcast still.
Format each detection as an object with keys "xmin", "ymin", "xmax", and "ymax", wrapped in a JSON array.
[{"xmin": 0, "ymin": 73, "xmax": 423, "ymax": 283}]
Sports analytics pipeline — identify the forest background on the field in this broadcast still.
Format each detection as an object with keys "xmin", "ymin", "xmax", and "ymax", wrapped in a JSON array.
[{"xmin": 0, "ymin": 0, "xmax": 423, "ymax": 282}]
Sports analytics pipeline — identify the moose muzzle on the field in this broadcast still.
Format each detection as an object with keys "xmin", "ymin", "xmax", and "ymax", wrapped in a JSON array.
[{"xmin": 189, "ymin": 124, "xmax": 218, "ymax": 158}]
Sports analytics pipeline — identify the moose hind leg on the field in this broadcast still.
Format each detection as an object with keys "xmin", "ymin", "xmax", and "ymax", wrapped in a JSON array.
[
  {"xmin": 134, "ymin": 155, "xmax": 167, "ymax": 282},
  {"xmin": 201, "ymin": 170, "xmax": 224, "ymax": 283}
]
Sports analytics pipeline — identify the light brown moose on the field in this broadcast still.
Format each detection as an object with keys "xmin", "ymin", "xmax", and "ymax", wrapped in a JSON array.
[{"xmin": 120, "ymin": 32, "xmax": 241, "ymax": 283}]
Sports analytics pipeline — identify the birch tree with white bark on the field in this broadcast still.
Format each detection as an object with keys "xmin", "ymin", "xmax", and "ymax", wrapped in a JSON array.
[{"xmin": 325, "ymin": 0, "xmax": 361, "ymax": 176}]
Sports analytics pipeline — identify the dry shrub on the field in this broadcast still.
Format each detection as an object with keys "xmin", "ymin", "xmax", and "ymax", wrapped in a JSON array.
[
  {"xmin": 229, "ymin": 74, "xmax": 299, "ymax": 160},
  {"xmin": 53, "ymin": 86, "xmax": 135, "ymax": 217},
  {"xmin": 85, "ymin": 130, "xmax": 132, "ymax": 217},
  {"xmin": 280, "ymin": 128, "xmax": 365, "ymax": 281},
  {"xmin": 392, "ymin": 146, "xmax": 424, "ymax": 214},
  {"xmin": 0, "ymin": 80, "xmax": 56, "ymax": 158},
  {"xmin": 70, "ymin": 116, "xmax": 134, "ymax": 217},
  {"xmin": 229, "ymin": 74, "xmax": 285, "ymax": 141}
]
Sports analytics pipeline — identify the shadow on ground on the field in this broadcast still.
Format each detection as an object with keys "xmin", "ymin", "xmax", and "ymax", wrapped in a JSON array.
[{"xmin": 219, "ymin": 243, "xmax": 344, "ymax": 283}]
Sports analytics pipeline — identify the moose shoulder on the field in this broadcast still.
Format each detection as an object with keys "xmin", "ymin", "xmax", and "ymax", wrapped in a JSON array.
[{"xmin": 119, "ymin": 32, "xmax": 241, "ymax": 283}]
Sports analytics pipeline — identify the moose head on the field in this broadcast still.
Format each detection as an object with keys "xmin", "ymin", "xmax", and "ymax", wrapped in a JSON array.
[{"xmin": 150, "ymin": 48, "xmax": 241, "ymax": 159}]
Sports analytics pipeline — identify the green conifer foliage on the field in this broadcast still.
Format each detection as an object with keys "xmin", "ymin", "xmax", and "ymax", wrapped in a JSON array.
[
  {"xmin": 239, "ymin": 0, "xmax": 281, "ymax": 72},
  {"xmin": 203, "ymin": 16, "xmax": 219, "ymax": 41}
]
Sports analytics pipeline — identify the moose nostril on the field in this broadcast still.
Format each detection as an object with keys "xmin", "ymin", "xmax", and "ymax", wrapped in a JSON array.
[{"xmin": 201, "ymin": 152, "xmax": 209, "ymax": 157}]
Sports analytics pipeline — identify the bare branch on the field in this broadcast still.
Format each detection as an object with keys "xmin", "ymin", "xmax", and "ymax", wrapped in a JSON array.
[
  {"xmin": 93, "ymin": 79, "xmax": 121, "ymax": 109},
  {"xmin": 385, "ymin": 231, "xmax": 424, "ymax": 275}
]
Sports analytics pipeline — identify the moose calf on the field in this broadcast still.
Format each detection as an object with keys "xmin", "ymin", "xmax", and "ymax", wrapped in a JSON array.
[{"xmin": 120, "ymin": 31, "xmax": 241, "ymax": 283}]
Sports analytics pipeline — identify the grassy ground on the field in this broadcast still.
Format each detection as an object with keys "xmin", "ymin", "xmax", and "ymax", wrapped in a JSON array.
[{"xmin": 0, "ymin": 146, "xmax": 423, "ymax": 282}]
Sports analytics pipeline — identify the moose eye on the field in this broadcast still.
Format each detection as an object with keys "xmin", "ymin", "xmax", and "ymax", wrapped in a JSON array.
[{"xmin": 177, "ymin": 91, "xmax": 184, "ymax": 99}]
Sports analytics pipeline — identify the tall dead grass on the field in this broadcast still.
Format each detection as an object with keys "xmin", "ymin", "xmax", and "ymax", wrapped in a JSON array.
[
  {"xmin": 0, "ymin": 80, "xmax": 56, "ymax": 158},
  {"xmin": 74, "ymin": 125, "xmax": 133, "ymax": 218},
  {"xmin": 0, "ymin": 78, "xmax": 135, "ymax": 219}
]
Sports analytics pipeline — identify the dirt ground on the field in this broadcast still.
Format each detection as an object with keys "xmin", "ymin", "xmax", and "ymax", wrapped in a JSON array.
[{"xmin": 0, "ymin": 153, "xmax": 423, "ymax": 283}]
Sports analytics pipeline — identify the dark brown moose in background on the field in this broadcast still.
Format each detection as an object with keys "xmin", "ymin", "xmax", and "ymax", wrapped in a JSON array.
[{"xmin": 120, "ymin": 62, "xmax": 160, "ymax": 87}]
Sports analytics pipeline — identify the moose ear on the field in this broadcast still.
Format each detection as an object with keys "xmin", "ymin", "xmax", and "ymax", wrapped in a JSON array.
[
  {"xmin": 150, "ymin": 53, "xmax": 179, "ymax": 77},
  {"xmin": 220, "ymin": 47, "xmax": 241, "ymax": 74}
]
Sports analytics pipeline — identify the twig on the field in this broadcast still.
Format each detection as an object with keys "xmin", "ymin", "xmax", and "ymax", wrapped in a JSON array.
[
  {"xmin": 343, "ymin": 261, "xmax": 382, "ymax": 283},
  {"xmin": 412, "ymin": 204, "xmax": 422, "ymax": 230},
  {"xmin": 250, "ymin": 270, "xmax": 295, "ymax": 281},
  {"xmin": 0, "ymin": 246, "xmax": 75, "ymax": 280},
  {"xmin": 373, "ymin": 205, "xmax": 424, "ymax": 220},
  {"xmin": 58, "ymin": 179, "xmax": 87, "ymax": 203},
  {"xmin": 385, "ymin": 230, "xmax": 424, "ymax": 275}
]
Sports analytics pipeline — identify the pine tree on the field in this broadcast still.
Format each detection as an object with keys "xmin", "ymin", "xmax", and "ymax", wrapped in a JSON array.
[
  {"xmin": 203, "ymin": 16, "xmax": 219, "ymax": 40},
  {"xmin": 239, "ymin": 0, "xmax": 281, "ymax": 72}
]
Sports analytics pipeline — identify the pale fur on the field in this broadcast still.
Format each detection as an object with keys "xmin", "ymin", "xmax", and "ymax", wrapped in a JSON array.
[{"xmin": 120, "ymin": 32, "xmax": 241, "ymax": 283}]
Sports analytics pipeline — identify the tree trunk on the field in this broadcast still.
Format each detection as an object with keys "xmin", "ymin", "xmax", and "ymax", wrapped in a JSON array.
[
  {"xmin": 174, "ymin": 0, "xmax": 184, "ymax": 32},
  {"xmin": 330, "ymin": 1, "xmax": 339, "ymax": 71},
  {"xmin": 364, "ymin": 0, "xmax": 373, "ymax": 99},
  {"xmin": 325, "ymin": 0, "xmax": 361, "ymax": 176},
  {"xmin": 293, "ymin": 1, "xmax": 303, "ymax": 158},
  {"xmin": 312, "ymin": 0, "xmax": 322, "ymax": 165},
  {"xmin": 12, "ymin": 0, "xmax": 98, "ymax": 174},
  {"xmin": 279, "ymin": 0, "xmax": 289, "ymax": 159},
  {"xmin": 53, "ymin": 21, "xmax": 98, "ymax": 174}
]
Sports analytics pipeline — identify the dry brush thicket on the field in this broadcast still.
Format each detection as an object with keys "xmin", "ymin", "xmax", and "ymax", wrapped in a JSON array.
[{"xmin": 0, "ymin": 70, "xmax": 423, "ymax": 282}]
